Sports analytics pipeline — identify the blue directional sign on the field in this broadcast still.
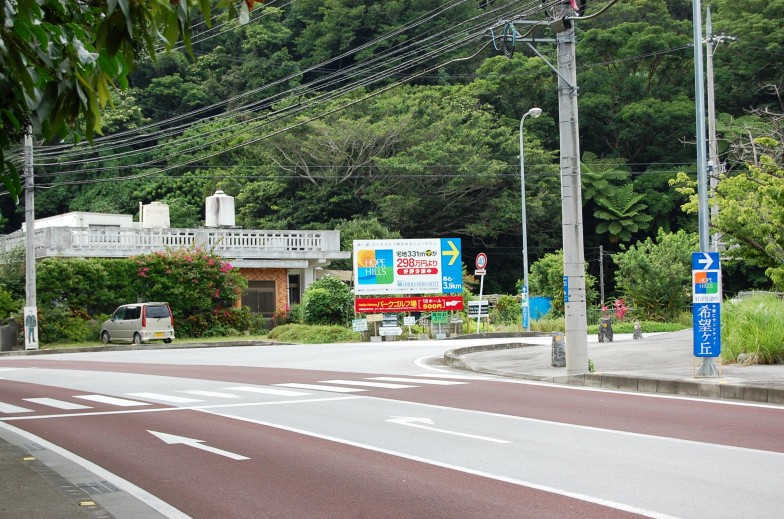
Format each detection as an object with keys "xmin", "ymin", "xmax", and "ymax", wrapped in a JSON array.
[{"xmin": 692, "ymin": 252, "xmax": 721, "ymax": 357}]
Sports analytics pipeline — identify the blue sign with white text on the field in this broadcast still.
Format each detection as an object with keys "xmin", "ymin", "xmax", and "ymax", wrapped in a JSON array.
[
  {"xmin": 692, "ymin": 251, "xmax": 722, "ymax": 357},
  {"xmin": 693, "ymin": 302, "xmax": 720, "ymax": 357}
]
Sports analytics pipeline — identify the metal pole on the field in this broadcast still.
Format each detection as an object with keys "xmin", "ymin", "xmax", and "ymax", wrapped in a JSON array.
[
  {"xmin": 520, "ymin": 107, "xmax": 542, "ymax": 332},
  {"xmin": 692, "ymin": 0, "xmax": 710, "ymax": 252},
  {"xmin": 599, "ymin": 245, "xmax": 604, "ymax": 308},
  {"xmin": 24, "ymin": 127, "xmax": 39, "ymax": 350},
  {"xmin": 693, "ymin": 0, "xmax": 719, "ymax": 377},
  {"xmin": 705, "ymin": 6, "xmax": 721, "ymax": 252},
  {"xmin": 556, "ymin": 22, "xmax": 588, "ymax": 375}
]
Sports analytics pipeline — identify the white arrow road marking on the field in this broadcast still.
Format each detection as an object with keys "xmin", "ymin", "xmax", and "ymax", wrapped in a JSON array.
[
  {"xmin": 148, "ymin": 431, "xmax": 250, "ymax": 460},
  {"xmin": 697, "ymin": 252, "xmax": 715, "ymax": 270},
  {"xmin": 386, "ymin": 417, "xmax": 511, "ymax": 444}
]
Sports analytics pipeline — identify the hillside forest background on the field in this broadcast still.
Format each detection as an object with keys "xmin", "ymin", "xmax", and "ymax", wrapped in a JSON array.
[{"xmin": 3, "ymin": 0, "xmax": 784, "ymax": 305}]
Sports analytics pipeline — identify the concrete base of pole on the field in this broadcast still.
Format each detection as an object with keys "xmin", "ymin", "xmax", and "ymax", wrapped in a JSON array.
[{"xmin": 695, "ymin": 357, "xmax": 721, "ymax": 378}]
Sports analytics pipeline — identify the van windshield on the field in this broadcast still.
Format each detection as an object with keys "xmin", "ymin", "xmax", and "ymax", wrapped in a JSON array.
[{"xmin": 146, "ymin": 305, "xmax": 170, "ymax": 319}]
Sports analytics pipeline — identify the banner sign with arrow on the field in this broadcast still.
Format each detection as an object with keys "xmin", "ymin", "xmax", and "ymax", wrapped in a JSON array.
[{"xmin": 692, "ymin": 251, "xmax": 721, "ymax": 357}]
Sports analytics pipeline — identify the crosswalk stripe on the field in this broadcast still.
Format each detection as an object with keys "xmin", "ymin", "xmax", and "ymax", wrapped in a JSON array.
[
  {"xmin": 23, "ymin": 398, "xmax": 92, "ymax": 410},
  {"xmin": 179, "ymin": 390, "xmax": 240, "ymax": 398},
  {"xmin": 273, "ymin": 383, "xmax": 366, "ymax": 393},
  {"xmin": 225, "ymin": 386, "xmax": 311, "ymax": 397},
  {"xmin": 74, "ymin": 395, "xmax": 152, "ymax": 407},
  {"xmin": 319, "ymin": 379, "xmax": 417, "ymax": 389},
  {"xmin": 0, "ymin": 402, "xmax": 33, "ymax": 413},
  {"xmin": 368, "ymin": 377, "xmax": 467, "ymax": 385},
  {"xmin": 127, "ymin": 393, "xmax": 203, "ymax": 403}
]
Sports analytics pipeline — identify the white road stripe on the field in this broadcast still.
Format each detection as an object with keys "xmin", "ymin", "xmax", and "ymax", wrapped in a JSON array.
[
  {"xmin": 0, "ymin": 402, "xmax": 33, "ymax": 413},
  {"xmin": 274, "ymin": 383, "xmax": 366, "ymax": 393},
  {"xmin": 179, "ymin": 390, "xmax": 240, "ymax": 398},
  {"xmin": 23, "ymin": 398, "xmax": 92, "ymax": 410},
  {"xmin": 369, "ymin": 377, "xmax": 467, "ymax": 385},
  {"xmin": 128, "ymin": 393, "xmax": 203, "ymax": 403},
  {"xmin": 319, "ymin": 379, "xmax": 417, "ymax": 389},
  {"xmin": 225, "ymin": 386, "xmax": 311, "ymax": 397},
  {"xmin": 74, "ymin": 395, "xmax": 152, "ymax": 407}
]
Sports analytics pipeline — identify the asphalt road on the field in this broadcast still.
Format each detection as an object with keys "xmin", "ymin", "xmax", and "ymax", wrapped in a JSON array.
[{"xmin": 1, "ymin": 341, "xmax": 783, "ymax": 518}]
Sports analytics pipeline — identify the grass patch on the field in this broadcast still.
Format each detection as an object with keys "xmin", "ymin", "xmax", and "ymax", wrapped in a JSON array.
[
  {"xmin": 267, "ymin": 323, "xmax": 360, "ymax": 344},
  {"xmin": 722, "ymin": 294, "xmax": 784, "ymax": 364}
]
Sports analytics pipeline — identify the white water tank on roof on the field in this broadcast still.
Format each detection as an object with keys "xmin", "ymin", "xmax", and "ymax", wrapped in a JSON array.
[
  {"xmin": 142, "ymin": 201, "xmax": 170, "ymax": 228},
  {"xmin": 205, "ymin": 190, "xmax": 236, "ymax": 228}
]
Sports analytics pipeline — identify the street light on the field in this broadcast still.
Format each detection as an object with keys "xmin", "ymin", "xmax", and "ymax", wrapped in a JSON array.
[{"xmin": 520, "ymin": 107, "xmax": 542, "ymax": 331}]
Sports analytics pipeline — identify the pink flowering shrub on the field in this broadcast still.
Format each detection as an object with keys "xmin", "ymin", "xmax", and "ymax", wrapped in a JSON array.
[{"xmin": 132, "ymin": 246, "xmax": 247, "ymax": 336}]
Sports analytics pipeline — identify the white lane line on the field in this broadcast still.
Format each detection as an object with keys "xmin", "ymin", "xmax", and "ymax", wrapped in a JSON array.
[
  {"xmin": 74, "ymin": 395, "xmax": 152, "ymax": 407},
  {"xmin": 23, "ymin": 398, "xmax": 92, "ymax": 410},
  {"xmin": 128, "ymin": 393, "xmax": 203, "ymax": 404},
  {"xmin": 319, "ymin": 380, "xmax": 418, "ymax": 389},
  {"xmin": 274, "ymin": 383, "xmax": 366, "ymax": 393},
  {"xmin": 1, "ymin": 396, "xmax": 362, "ymax": 421},
  {"xmin": 369, "ymin": 377, "xmax": 467, "ymax": 386},
  {"xmin": 179, "ymin": 390, "xmax": 241, "ymax": 398},
  {"xmin": 197, "ymin": 409, "xmax": 678, "ymax": 519},
  {"xmin": 0, "ymin": 402, "xmax": 33, "ymax": 413},
  {"xmin": 225, "ymin": 386, "xmax": 311, "ymax": 397}
]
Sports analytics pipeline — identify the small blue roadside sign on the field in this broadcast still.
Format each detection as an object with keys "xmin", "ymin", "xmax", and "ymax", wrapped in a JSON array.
[{"xmin": 692, "ymin": 252, "xmax": 721, "ymax": 357}]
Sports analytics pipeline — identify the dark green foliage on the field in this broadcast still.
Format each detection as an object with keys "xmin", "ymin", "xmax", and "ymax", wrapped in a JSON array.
[
  {"xmin": 302, "ymin": 275, "xmax": 353, "ymax": 326},
  {"xmin": 612, "ymin": 229, "xmax": 698, "ymax": 321},
  {"xmin": 492, "ymin": 294, "xmax": 520, "ymax": 325}
]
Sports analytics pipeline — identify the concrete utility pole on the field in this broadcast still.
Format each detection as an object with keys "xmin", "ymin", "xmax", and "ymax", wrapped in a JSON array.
[
  {"xmin": 692, "ymin": 0, "xmax": 719, "ymax": 377},
  {"xmin": 706, "ymin": 6, "xmax": 731, "ymax": 253},
  {"xmin": 24, "ymin": 128, "xmax": 39, "ymax": 350},
  {"xmin": 555, "ymin": 6, "xmax": 588, "ymax": 374}
]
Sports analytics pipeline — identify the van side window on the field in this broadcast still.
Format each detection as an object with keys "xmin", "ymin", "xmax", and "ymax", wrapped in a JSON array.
[
  {"xmin": 114, "ymin": 307, "xmax": 126, "ymax": 320},
  {"xmin": 126, "ymin": 306, "xmax": 141, "ymax": 320}
]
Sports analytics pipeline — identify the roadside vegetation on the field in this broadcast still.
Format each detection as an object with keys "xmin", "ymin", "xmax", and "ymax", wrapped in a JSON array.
[{"xmin": 722, "ymin": 294, "xmax": 784, "ymax": 365}]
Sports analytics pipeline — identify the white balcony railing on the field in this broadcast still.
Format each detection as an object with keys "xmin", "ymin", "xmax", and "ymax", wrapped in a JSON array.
[{"xmin": 0, "ymin": 227, "xmax": 347, "ymax": 262}]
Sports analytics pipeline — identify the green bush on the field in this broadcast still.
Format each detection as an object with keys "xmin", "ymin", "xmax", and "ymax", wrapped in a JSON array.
[
  {"xmin": 268, "ymin": 323, "xmax": 360, "ymax": 343},
  {"xmin": 302, "ymin": 276, "xmax": 352, "ymax": 326},
  {"xmin": 613, "ymin": 229, "xmax": 697, "ymax": 321},
  {"xmin": 38, "ymin": 307, "xmax": 100, "ymax": 344},
  {"xmin": 492, "ymin": 295, "xmax": 520, "ymax": 325},
  {"xmin": 722, "ymin": 295, "xmax": 784, "ymax": 364},
  {"xmin": 0, "ymin": 288, "xmax": 21, "ymax": 319}
]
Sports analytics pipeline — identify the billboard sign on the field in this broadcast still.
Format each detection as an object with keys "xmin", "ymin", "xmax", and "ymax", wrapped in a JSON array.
[
  {"xmin": 353, "ymin": 238, "xmax": 462, "ymax": 295},
  {"xmin": 355, "ymin": 296, "xmax": 464, "ymax": 313}
]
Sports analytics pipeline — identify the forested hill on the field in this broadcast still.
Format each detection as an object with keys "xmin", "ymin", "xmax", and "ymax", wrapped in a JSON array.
[{"xmin": 11, "ymin": 0, "xmax": 784, "ymax": 294}]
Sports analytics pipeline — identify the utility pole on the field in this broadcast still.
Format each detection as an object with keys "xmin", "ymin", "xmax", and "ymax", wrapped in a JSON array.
[
  {"xmin": 555, "ymin": 4, "xmax": 588, "ymax": 375},
  {"xmin": 706, "ymin": 6, "xmax": 734, "ymax": 253},
  {"xmin": 24, "ymin": 128, "xmax": 39, "ymax": 350},
  {"xmin": 692, "ymin": 0, "xmax": 719, "ymax": 377}
]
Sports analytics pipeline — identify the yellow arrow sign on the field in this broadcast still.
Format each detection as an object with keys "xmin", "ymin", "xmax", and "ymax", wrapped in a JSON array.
[{"xmin": 443, "ymin": 240, "xmax": 459, "ymax": 266}]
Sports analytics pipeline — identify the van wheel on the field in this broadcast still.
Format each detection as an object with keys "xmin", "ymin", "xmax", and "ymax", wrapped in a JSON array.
[
  {"xmin": 101, "ymin": 331, "xmax": 111, "ymax": 344},
  {"xmin": 163, "ymin": 338, "xmax": 172, "ymax": 344},
  {"xmin": 133, "ymin": 333, "xmax": 142, "ymax": 345}
]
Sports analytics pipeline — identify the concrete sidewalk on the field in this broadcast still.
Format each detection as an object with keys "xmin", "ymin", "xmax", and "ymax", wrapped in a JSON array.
[{"xmin": 445, "ymin": 328, "xmax": 784, "ymax": 404}]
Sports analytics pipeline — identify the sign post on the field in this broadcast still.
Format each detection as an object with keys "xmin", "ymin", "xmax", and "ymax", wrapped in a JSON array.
[
  {"xmin": 474, "ymin": 253, "xmax": 488, "ymax": 333},
  {"xmin": 692, "ymin": 251, "xmax": 721, "ymax": 377}
]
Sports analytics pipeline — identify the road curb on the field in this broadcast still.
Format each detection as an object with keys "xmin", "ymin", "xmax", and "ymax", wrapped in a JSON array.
[{"xmin": 444, "ymin": 343, "xmax": 784, "ymax": 405}]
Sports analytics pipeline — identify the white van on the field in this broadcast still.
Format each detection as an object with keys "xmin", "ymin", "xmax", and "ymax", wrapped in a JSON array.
[{"xmin": 100, "ymin": 302, "xmax": 175, "ymax": 345}]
